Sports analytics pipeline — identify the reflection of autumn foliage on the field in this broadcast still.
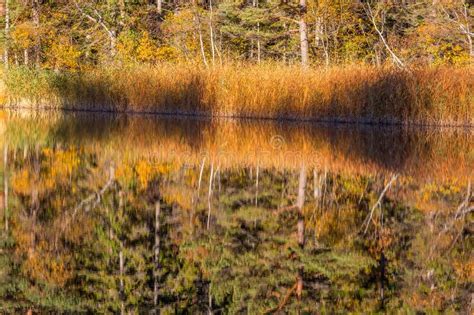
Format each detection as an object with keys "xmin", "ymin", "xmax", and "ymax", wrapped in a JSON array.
[{"xmin": 0, "ymin": 119, "xmax": 471, "ymax": 313}]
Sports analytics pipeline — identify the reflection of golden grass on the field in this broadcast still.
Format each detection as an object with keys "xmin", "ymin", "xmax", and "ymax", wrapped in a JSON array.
[
  {"xmin": 3, "ymin": 63, "xmax": 474, "ymax": 125},
  {"xmin": 4, "ymin": 111, "xmax": 470, "ymax": 182},
  {"xmin": 118, "ymin": 122, "xmax": 473, "ymax": 183}
]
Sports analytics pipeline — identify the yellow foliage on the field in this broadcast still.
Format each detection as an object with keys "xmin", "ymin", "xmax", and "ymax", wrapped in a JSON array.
[
  {"xmin": 135, "ymin": 159, "xmax": 154, "ymax": 189},
  {"xmin": 21, "ymin": 242, "xmax": 72, "ymax": 286},
  {"xmin": 48, "ymin": 41, "xmax": 82, "ymax": 70},
  {"xmin": 117, "ymin": 32, "xmax": 138, "ymax": 62},
  {"xmin": 161, "ymin": 9, "xmax": 201, "ymax": 57},
  {"xmin": 156, "ymin": 46, "xmax": 180, "ymax": 61},
  {"xmin": 453, "ymin": 260, "xmax": 474, "ymax": 280},
  {"xmin": 136, "ymin": 32, "xmax": 158, "ymax": 63},
  {"xmin": 162, "ymin": 185, "xmax": 194, "ymax": 209},
  {"xmin": 11, "ymin": 22, "xmax": 37, "ymax": 49},
  {"xmin": 116, "ymin": 161, "xmax": 134, "ymax": 184},
  {"xmin": 12, "ymin": 169, "xmax": 32, "ymax": 195},
  {"xmin": 44, "ymin": 148, "xmax": 80, "ymax": 185}
]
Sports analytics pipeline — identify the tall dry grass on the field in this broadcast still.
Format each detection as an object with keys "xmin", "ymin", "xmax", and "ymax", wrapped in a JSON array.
[{"xmin": 1, "ymin": 63, "xmax": 473, "ymax": 125}]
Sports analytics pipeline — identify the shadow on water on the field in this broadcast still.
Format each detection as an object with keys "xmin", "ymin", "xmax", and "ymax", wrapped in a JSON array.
[
  {"xmin": 2, "ymin": 110, "xmax": 472, "ymax": 180},
  {"xmin": 48, "ymin": 112, "xmax": 211, "ymax": 151}
]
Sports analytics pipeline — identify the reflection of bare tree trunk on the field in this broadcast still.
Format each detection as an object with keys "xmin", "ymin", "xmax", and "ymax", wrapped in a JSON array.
[
  {"xmin": 192, "ymin": 158, "xmax": 206, "ymax": 228},
  {"xmin": 119, "ymin": 249, "xmax": 125, "ymax": 315},
  {"xmin": 207, "ymin": 163, "xmax": 214, "ymax": 230},
  {"xmin": 153, "ymin": 201, "xmax": 161, "ymax": 310},
  {"xmin": 296, "ymin": 165, "xmax": 306, "ymax": 310},
  {"xmin": 313, "ymin": 169, "xmax": 322, "ymax": 202},
  {"xmin": 208, "ymin": 282, "xmax": 212, "ymax": 315},
  {"xmin": 379, "ymin": 252, "xmax": 386, "ymax": 308},
  {"xmin": 117, "ymin": 189, "xmax": 125, "ymax": 315},
  {"xmin": 296, "ymin": 165, "xmax": 306, "ymax": 247},
  {"xmin": 3, "ymin": 144, "xmax": 8, "ymax": 231},
  {"xmin": 255, "ymin": 165, "xmax": 259, "ymax": 206},
  {"xmin": 31, "ymin": 145, "xmax": 40, "ymax": 248},
  {"xmin": 296, "ymin": 270, "xmax": 303, "ymax": 302},
  {"xmin": 197, "ymin": 157, "xmax": 206, "ymax": 200}
]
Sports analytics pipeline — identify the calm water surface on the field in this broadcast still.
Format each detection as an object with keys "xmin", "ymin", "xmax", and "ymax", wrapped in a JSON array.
[{"xmin": 0, "ymin": 111, "xmax": 472, "ymax": 313}]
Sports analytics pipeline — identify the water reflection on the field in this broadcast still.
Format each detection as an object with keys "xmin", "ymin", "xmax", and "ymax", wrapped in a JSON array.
[{"xmin": 0, "ymin": 111, "xmax": 472, "ymax": 313}]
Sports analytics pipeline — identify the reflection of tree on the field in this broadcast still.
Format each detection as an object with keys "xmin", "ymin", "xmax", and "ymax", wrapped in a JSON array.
[{"xmin": 0, "ymin": 144, "xmax": 471, "ymax": 313}]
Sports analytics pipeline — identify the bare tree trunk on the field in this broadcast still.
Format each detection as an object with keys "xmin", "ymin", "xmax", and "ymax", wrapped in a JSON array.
[
  {"xmin": 3, "ymin": 144, "xmax": 8, "ymax": 232},
  {"xmin": 314, "ymin": 16, "xmax": 329, "ymax": 66},
  {"xmin": 32, "ymin": 0, "xmax": 40, "ymax": 67},
  {"xmin": 299, "ymin": 0, "xmax": 309, "ymax": 68},
  {"xmin": 153, "ymin": 201, "xmax": 161, "ymax": 310},
  {"xmin": 440, "ymin": 1, "xmax": 473, "ymax": 62},
  {"xmin": 4, "ymin": 0, "xmax": 9, "ymax": 68},
  {"xmin": 461, "ymin": 3, "xmax": 473, "ymax": 61},
  {"xmin": 209, "ymin": 0, "xmax": 216, "ymax": 65},
  {"xmin": 195, "ymin": 13, "xmax": 208, "ymax": 67},
  {"xmin": 156, "ymin": 0, "xmax": 162, "ymax": 14},
  {"xmin": 365, "ymin": 3, "xmax": 404, "ymax": 68},
  {"xmin": 24, "ymin": 49, "xmax": 29, "ymax": 66},
  {"xmin": 73, "ymin": 0, "xmax": 117, "ymax": 56},
  {"xmin": 257, "ymin": 24, "xmax": 261, "ymax": 63},
  {"xmin": 118, "ymin": 0, "xmax": 126, "ymax": 29},
  {"xmin": 253, "ymin": 0, "xmax": 261, "ymax": 63}
]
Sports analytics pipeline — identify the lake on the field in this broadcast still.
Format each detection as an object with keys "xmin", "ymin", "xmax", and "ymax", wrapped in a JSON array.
[{"xmin": 0, "ymin": 110, "xmax": 472, "ymax": 313}]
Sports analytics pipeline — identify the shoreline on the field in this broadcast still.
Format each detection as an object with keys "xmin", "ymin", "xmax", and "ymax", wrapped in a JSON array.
[{"xmin": 1, "ymin": 105, "xmax": 473, "ymax": 129}]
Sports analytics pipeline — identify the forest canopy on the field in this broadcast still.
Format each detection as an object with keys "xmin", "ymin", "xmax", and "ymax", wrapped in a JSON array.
[{"xmin": 0, "ymin": 0, "xmax": 472, "ymax": 69}]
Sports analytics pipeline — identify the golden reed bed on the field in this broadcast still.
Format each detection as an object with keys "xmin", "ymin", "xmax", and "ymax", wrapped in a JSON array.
[{"xmin": 2, "ymin": 63, "xmax": 473, "ymax": 126}]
